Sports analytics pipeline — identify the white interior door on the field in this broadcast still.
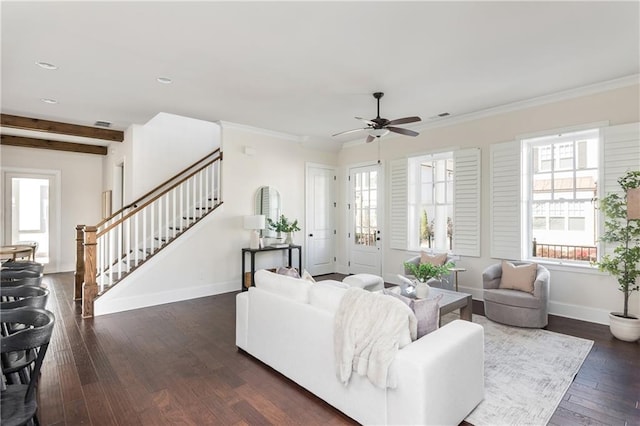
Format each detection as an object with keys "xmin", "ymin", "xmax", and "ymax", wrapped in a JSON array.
[
  {"xmin": 348, "ymin": 164, "xmax": 382, "ymax": 275},
  {"xmin": 305, "ymin": 164, "xmax": 335, "ymax": 275}
]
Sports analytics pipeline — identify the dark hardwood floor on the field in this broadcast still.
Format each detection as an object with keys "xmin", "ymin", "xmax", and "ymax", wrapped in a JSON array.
[{"xmin": 37, "ymin": 272, "xmax": 639, "ymax": 425}]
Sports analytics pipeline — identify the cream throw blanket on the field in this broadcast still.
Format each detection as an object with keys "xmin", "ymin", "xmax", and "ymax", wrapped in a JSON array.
[{"xmin": 334, "ymin": 287, "xmax": 417, "ymax": 389}]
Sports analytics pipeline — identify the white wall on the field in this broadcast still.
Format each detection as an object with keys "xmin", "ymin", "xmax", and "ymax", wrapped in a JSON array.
[
  {"xmin": 337, "ymin": 83, "xmax": 640, "ymax": 324},
  {"xmin": 103, "ymin": 112, "xmax": 221, "ymax": 203},
  {"xmin": 0, "ymin": 145, "xmax": 103, "ymax": 272},
  {"xmin": 95, "ymin": 122, "xmax": 337, "ymax": 315}
]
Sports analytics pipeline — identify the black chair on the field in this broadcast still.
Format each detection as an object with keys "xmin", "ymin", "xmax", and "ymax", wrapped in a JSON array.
[
  {"xmin": 1, "ymin": 307, "xmax": 55, "ymax": 426},
  {"xmin": 0, "ymin": 269, "xmax": 41, "ymax": 280},
  {"xmin": 1, "ymin": 285, "xmax": 50, "ymax": 309},
  {"xmin": 1, "ymin": 276, "xmax": 43, "ymax": 288},
  {"xmin": 1, "ymin": 261, "xmax": 44, "ymax": 275}
]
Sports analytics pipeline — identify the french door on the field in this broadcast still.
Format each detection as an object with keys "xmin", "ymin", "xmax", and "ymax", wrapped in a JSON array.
[{"xmin": 348, "ymin": 164, "xmax": 382, "ymax": 275}]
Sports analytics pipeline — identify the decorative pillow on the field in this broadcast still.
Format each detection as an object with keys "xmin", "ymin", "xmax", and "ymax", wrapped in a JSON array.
[
  {"xmin": 276, "ymin": 266, "xmax": 300, "ymax": 279},
  {"xmin": 420, "ymin": 252, "xmax": 448, "ymax": 266},
  {"xmin": 383, "ymin": 289, "xmax": 443, "ymax": 338},
  {"xmin": 500, "ymin": 260, "xmax": 537, "ymax": 293},
  {"xmin": 301, "ymin": 269, "xmax": 316, "ymax": 283}
]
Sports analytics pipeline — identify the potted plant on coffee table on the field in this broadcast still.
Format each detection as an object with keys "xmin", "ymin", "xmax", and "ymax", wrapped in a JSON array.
[
  {"xmin": 594, "ymin": 170, "xmax": 640, "ymax": 342},
  {"xmin": 404, "ymin": 261, "xmax": 454, "ymax": 298}
]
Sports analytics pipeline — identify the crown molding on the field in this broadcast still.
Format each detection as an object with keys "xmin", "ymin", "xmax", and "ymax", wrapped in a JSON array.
[
  {"xmin": 415, "ymin": 74, "xmax": 640, "ymax": 132},
  {"xmin": 218, "ymin": 120, "xmax": 305, "ymax": 142},
  {"xmin": 341, "ymin": 74, "xmax": 640, "ymax": 150}
]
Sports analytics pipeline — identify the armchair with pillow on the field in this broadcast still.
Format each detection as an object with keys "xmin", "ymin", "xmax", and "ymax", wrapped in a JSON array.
[
  {"xmin": 403, "ymin": 252, "xmax": 455, "ymax": 290},
  {"xmin": 482, "ymin": 260, "xmax": 550, "ymax": 328}
]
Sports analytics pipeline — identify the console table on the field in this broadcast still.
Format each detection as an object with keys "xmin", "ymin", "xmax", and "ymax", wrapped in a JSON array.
[{"xmin": 241, "ymin": 245, "xmax": 302, "ymax": 290}]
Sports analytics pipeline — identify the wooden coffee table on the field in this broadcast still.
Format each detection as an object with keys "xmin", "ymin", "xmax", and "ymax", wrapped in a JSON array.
[{"xmin": 428, "ymin": 287, "xmax": 473, "ymax": 322}]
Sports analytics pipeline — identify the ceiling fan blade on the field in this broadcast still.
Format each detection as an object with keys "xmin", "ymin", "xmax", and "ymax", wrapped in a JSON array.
[
  {"xmin": 332, "ymin": 128, "xmax": 368, "ymax": 137},
  {"xmin": 387, "ymin": 116, "xmax": 422, "ymax": 126},
  {"xmin": 387, "ymin": 126, "xmax": 419, "ymax": 137},
  {"xmin": 355, "ymin": 116, "xmax": 376, "ymax": 126},
  {"xmin": 366, "ymin": 134, "xmax": 376, "ymax": 143}
]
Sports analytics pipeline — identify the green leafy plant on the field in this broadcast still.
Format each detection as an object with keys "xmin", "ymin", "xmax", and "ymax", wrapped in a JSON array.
[
  {"xmin": 404, "ymin": 261, "xmax": 454, "ymax": 283},
  {"xmin": 593, "ymin": 170, "xmax": 640, "ymax": 319},
  {"xmin": 267, "ymin": 215, "xmax": 300, "ymax": 234}
]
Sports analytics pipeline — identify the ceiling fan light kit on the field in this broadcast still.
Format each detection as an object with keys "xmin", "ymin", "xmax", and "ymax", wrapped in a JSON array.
[{"xmin": 333, "ymin": 91, "xmax": 422, "ymax": 143}]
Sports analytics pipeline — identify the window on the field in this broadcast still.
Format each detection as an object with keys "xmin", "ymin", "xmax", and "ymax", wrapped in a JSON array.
[
  {"xmin": 408, "ymin": 152, "xmax": 454, "ymax": 251},
  {"xmin": 490, "ymin": 122, "xmax": 639, "ymax": 265},
  {"xmin": 525, "ymin": 129, "xmax": 599, "ymax": 263},
  {"xmin": 391, "ymin": 148, "xmax": 480, "ymax": 256}
]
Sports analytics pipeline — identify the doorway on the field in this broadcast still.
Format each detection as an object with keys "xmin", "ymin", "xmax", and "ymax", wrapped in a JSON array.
[
  {"xmin": 348, "ymin": 163, "xmax": 382, "ymax": 275},
  {"xmin": 305, "ymin": 163, "xmax": 336, "ymax": 275},
  {"xmin": 3, "ymin": 170, "xmax": 59, "ymax": 268}
]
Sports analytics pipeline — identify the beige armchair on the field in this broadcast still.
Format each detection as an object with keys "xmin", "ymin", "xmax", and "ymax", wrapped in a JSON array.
[{"xmin": 482, "ymin": 262, "xmax": 550, "ymax": 328}]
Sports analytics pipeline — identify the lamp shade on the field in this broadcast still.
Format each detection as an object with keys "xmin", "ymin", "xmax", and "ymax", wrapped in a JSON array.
[
  {"xmin": 244, "ymin": 215, "xmax": 266, "ymax": 230},
  {"xmin": 627, "ymin": 188, "xmax": 640, "ymax": 220}
]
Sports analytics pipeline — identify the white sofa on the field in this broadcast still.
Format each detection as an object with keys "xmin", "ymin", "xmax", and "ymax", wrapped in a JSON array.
[{"xmin": 236, "ymin": 270, "xmax": 485, "ymax": 425}]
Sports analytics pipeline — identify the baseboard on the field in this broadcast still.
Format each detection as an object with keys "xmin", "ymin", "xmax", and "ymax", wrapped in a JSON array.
[
  {"xmin": 547, "ymin": 301, "xmax": 610, "ymax": 325},
  {"xmin": 94, "ymin": 280, "xmax": 238, "ymax": 316}
]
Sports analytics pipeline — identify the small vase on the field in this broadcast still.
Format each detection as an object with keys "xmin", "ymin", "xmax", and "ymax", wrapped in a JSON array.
[
  {"xmin": 285, "ymin": 232, "xmax": 294, "ymax": 245},
  {"xmin": 415, "ymin": 280, "xmax": 430, "ymax": 299}
]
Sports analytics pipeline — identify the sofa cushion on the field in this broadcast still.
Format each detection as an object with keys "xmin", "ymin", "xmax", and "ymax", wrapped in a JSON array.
[
  {"xmin": 254, "ymin": 269, "xmax": 312, "ymax": 303},
  {"xmin": 301, "ymin": 269, "xmax": 316, "ymax": 283},
  {"xmin": 383, "ymin": 289, "xmax": 443, "ymax": 338},
  {"xmin": 420, "ymin": 252, "xmax": 448, "ymax": 266},
  {"xmin": 309, "ymin": 282, "xmax": 347, "ymax": 313},
  {"xmin": 500, "ymin": 260, "xmax": 537, "ymax": 293},
  {"xmin": 484, "ymin": 288, "xmax": 542, "ymax": 309},
  {"xmin": 276, "ymin": 266, "xmax": 300, "ymax": 278}
]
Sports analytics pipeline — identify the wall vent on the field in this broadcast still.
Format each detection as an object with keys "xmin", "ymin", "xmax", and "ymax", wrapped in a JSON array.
[{"xmin": 94, "ymin": 120, "xmax": 112, "ymax": 128}]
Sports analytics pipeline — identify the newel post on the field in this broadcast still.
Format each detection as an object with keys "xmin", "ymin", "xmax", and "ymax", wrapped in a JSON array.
[
  {"xmin": 74, "ymin": 225, "xmax": 85, "ymax": 300},
  {"xmin": 82, "ymin": 225, "xmax": 98, "ymax": 318}
]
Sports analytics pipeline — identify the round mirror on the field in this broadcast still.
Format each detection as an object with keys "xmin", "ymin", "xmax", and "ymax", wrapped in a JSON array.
[{"xmin": 255, "ymin": 186, "xmax": 281, "ymax": 237}]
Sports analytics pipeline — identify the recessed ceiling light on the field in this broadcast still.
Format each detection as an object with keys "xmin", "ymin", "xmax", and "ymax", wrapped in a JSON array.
[
  {"xmin": 41, "ymin": 98, "xmax": 58, "ymax": 104},
  {"xmin": 36, "ymin": 61, "xmax": 58, "ymax": 70},
  {"xmin": 157, "ymin": 77, "xmax": 172, "ymax": 84}
]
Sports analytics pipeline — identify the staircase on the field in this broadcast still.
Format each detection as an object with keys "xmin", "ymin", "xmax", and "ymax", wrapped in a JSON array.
[{"xmin": 75, "ymin": 149, "xmax": 223, "ymax": 317}]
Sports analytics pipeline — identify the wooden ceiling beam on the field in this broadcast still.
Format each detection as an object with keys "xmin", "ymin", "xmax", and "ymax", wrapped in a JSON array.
[
  {"xmin": 1, "ymin": 134, "xmax": 108, "ymax": 155},
  {"xmin": 0, "ymin": 114, "xmax": 124, "ymax": 142}
]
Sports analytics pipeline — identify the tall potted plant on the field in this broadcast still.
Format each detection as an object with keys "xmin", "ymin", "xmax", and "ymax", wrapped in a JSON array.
[{"xmin": 594, "ymin": 170, "xmax": 640, "ymax": 342}]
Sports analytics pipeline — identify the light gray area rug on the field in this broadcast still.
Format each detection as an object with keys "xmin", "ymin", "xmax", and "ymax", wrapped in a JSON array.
[{"xmin": 442, "ymin": 314, "xmax": 594, "ymax": 426}]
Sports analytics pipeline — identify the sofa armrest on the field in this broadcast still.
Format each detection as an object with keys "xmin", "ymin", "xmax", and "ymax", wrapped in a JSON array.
[
  {"xmin": 236, "ymin": 292, "xmax": 249, "ymax": 350},
  {"xmin": 482, "ymin": 263, "xmax": 503, "ymax": 289},
  {"xmin": 388, "ymin": 320, "xmax": 484, "ymax": 425},
  {"xmin": 532, "ymin": 267, "xmax": 550, "ymax": 301}
]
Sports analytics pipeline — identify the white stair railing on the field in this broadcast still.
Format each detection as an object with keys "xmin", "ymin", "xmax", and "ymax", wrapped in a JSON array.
[{"xmin": 77, "ymin": 149, "xmax": 222, "ymax": 317}]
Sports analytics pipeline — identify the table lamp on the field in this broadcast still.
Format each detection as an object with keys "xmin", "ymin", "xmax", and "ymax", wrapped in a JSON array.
[{"xmin": 244, "ymin": 215, "xmax": 265, "ymax": 249}]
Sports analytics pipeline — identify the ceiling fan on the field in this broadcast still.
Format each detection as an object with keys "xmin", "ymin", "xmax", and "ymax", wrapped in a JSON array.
[{"xmin": 332, "ymin": 92, "xmax": 421, "ymax": 143}]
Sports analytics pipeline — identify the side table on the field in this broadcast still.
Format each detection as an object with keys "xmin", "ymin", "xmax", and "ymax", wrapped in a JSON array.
[
  {"xmin": 450, "ymin": 267, "xmax": 467, "ymax": 292},
  {"xmin": 241, "ymin": 245, "xmax": 302, "ymax": 290}
]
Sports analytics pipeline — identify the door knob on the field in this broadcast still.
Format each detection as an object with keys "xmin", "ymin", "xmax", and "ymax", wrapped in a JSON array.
[{"xmin": 309, "ymin": 234, "xmax": 314, "ymax": 237}]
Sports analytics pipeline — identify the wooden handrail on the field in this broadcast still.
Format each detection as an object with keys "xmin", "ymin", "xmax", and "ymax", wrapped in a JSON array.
[
  {"xmin": 97, "ymin": 148, "xmax": 221, "ymax": 227},
  {"xmin": 97, "ymin": 153, "xmax": 221, "ymax": 238}
]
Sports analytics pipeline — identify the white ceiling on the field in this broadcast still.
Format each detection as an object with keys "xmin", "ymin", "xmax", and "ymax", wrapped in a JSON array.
[{"xmin": 1, "ymin": 1, "xmax": 639, "ymax": 150}]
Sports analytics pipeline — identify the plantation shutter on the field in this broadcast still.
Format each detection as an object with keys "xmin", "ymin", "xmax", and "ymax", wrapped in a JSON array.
[
  {"xmin": 453, "ymin": 148, "xmax": 481, "ymax": 257},
  {"xmin": 389, "ymin": 158, "xmax": 408, "ymax": 250},
  {"xmin": 490, "ymin": 140, "xmax": 521, "ymax": 260},
  {"xmin": 601, "ymin": 122, "xmax": 640, "ymax": 256}
]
